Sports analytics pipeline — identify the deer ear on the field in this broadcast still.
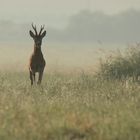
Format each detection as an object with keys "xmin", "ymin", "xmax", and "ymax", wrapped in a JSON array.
[
  {"xmin": 41, "ymin": 31, "xmax": 46, "ymax": 38},
  {"xmin": 29, "ymin": 30, "xmax": 35, "ymax": 38}
]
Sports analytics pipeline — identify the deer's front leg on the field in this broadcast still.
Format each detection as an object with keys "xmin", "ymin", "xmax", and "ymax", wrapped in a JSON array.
[
  {"xmin": 33, "ymin": 73, "xmax": 36, "ymax": 83},
  {"xmin": 30, "ymin": 71, "xmax": 33, "ymax": 85},
  {"xmin": 37, "ymin": 70, "xmax": 44, "ymax": 85}
]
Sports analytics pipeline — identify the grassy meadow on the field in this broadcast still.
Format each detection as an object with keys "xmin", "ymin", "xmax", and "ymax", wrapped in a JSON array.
[{"xmin": 0, "ymin": 44, "xmax": 140, "ymax": 140}]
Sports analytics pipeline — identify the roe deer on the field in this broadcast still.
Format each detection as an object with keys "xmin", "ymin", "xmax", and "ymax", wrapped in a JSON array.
[{"xmin": 29, "ymin": 24, "xmax": 46, "ymax": 85}]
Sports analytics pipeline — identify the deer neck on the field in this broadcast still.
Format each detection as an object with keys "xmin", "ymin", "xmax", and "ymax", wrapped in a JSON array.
[{"xmin": 33, "ymin": 45, "xmax": 42, "ymax": 54}]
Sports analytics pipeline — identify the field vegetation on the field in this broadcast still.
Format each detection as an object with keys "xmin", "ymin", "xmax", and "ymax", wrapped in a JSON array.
[{"xmin": 0, "ymin": 44, "xmax": 140, "ymax": 140}]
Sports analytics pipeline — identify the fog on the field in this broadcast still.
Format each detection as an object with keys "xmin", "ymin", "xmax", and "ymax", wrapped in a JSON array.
[
  {"xmin": 0, "ymin": 9, "xmax": 140, "ymax": 44},
  {"xmin": 0, "ymin": 44, "xmax": 110, "ymax": 73},
  {"xmin": 0, "ymin": 0, "xmax": 140, "ymax": 72}
]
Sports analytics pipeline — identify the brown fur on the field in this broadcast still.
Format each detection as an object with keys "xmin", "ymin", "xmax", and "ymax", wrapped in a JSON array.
[{"xmin": 29, "ymin": 24, "xmax": 46, "ymax": 85}]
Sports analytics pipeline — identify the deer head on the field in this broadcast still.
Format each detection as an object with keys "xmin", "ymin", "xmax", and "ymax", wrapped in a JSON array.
[{"xmin": 29, "ymin": 24, "xmax": 46, "ymax": 48}]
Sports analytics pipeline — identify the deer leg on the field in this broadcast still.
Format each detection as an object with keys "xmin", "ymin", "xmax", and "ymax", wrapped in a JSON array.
[
  {"xmin": 30, "ymin": 71, "xmax": 33, "ymax": 85},
  {"xmin": 37, "ymin": 70, "xmax": 44, "ymax": 85},
  {"xmin": 33, "ymin": 73, "xmax": 36, "ymax": 83}
]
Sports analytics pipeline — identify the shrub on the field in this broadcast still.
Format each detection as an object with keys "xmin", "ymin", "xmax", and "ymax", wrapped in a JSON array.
[{"xmin": 97, "ymin": 44, "xmax": 140, "ymax": 81}]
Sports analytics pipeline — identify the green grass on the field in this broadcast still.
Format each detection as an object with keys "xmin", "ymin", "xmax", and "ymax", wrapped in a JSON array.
[{"xmin": 0, "ymin": 72, "xmax": 139, "ymax": 140}]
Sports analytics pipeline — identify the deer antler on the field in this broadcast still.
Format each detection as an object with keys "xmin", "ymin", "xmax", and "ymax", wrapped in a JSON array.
[
  {"xmin": 39, "ymin": 25, "xmax": 45, "ymax": 36},
  {"xmin": 32, "ymin": 23, "xmax": 38, "ymax": 35}
]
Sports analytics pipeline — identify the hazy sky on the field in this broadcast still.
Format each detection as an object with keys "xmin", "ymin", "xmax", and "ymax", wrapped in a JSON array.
[{"xmin": 0, "ymin": 0, "xmax": 140, "ymax": 28}]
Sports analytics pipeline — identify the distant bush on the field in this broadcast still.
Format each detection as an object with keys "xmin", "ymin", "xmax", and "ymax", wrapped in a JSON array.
[{"xmin": 97, "ymin": 44, "xmax": 140, "ymax": 81}]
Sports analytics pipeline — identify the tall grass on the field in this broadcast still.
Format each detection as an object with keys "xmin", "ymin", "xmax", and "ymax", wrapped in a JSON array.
[
  {"xmin": 0, "ymin": 71, "xmax": 140, "ymax": 140},
  {"xmin": 0, "ymin": 44, "xmax": 140, "ymax": 139},
  {"xmin": 98, "ymin": 44, "xmax": 140, "ymax": 80}
]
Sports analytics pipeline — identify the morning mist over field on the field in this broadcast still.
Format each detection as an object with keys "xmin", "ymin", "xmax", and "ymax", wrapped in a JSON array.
[
  {"xmin": 0, "ymin": 9, "xmax": 140, "ymax": 44},
  {"xmin": 0, "ymin": 0, "xmax": 140, "ymax": 72},
  {"xmin": 0, "ymin": 0, "xmax": 140, "ymax": 44}
]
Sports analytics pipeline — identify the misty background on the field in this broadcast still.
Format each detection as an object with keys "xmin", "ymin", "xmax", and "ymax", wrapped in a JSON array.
[
  {"xmin": 0, "ymin": 9, "xmax": 140, "ymax": 44},
  {"xmin": 0, "ymin": 0, "xmax": 140, "ymax": 45},
  {"xmin": 0, "ymin": 0, "xmax": 140, "ymax": 72}
]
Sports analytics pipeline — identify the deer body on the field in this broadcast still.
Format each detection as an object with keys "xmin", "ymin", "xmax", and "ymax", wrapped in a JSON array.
[{"xmin": 29, "ymin": 24, "xmax": 46, "ymax": 85}]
